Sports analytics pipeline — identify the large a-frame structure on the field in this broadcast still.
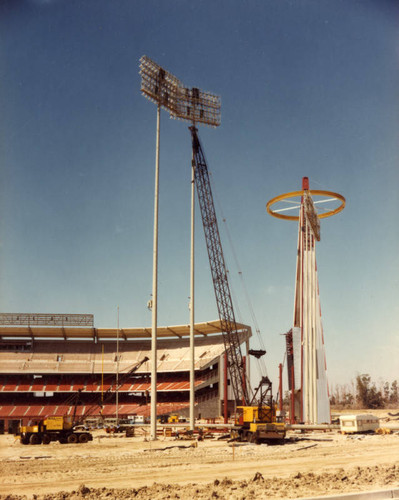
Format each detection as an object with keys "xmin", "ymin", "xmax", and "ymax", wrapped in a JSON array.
[
  {"xmin": 288, "ymin": 177, "xmax": 329, "ymax": 424},
  {"xmin": 268, "ymin": 177, "xmax": 345, "ymax": 424}
]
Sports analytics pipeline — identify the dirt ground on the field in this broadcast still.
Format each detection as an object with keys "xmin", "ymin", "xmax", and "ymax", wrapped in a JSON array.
[{"xmin": 0, "ymin": 409, "xmax": 398, "ymax": 500}]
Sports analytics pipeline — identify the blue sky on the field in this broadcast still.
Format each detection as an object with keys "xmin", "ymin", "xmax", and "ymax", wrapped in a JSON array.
[{"xmin": 1, "ymin": 0, "xmax": 398, "ymax": 390}]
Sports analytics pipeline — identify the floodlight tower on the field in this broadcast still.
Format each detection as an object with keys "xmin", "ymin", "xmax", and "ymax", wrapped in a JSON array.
[
  {"xmin": 139, "ymin": 56, "xmax": 181, "ymax": 440},
  {"xmin": 267, "ymin": 178, "xmax": 345, "ymax": 424},
  {"xmin": 139, "ymin": 56, "xmax": 221, "ymax": 434}
]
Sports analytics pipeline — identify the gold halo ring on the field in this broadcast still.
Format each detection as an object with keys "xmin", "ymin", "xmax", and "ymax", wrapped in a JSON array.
[{"xmin": 266, "ymin": 190, "xmax": 346, "ymax": 221}]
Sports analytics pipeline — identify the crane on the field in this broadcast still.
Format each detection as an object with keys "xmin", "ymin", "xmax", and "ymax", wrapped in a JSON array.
[
  {"xmin": 70, "ymin": 356, "xmax": 150, "ymax": 427},
  {"xmin": 190, "ymin": 125, "xmax": 249, "ymax": 406},
  {"xmin": 190, "ymin": 126, "xmax": 285, "ymax": 443}
]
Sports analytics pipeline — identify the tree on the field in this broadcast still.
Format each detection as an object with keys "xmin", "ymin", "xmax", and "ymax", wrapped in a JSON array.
[
  {"xmin": 342, "ymin": 391, "xmax": 354, "ymax": 407},
  {"xmin": 367, "ymin": 385, "xmax": 384, "ymax": 409},
  {"xmin": 390, "ymin": 380, "xmax": 398, "ymax": 404},
  {"xmin": 356, "ymin": 374, "xmax": 383, "ymax": 409},
  {"xmin": 356, "ymin": 374, "xmax": 371, "ymax": 407},
  {"xmin": 383, "ymin": 381, "xmax": 390, "ymax": 403}
]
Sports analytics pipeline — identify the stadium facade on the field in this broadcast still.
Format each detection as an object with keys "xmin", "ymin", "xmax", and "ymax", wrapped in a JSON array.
[{"xmin": 0, "ymin": 314, "xmax": 251, "ymax": 433}]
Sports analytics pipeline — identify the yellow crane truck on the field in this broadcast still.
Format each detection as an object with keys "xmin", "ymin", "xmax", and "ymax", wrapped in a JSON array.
[
  {"xmin": 18, "ymin": 356, "xmax": 149, "ymax": 445},
  {"xmin": 19, "ymin": 416, "xmax": 92, "ymax": 445}
]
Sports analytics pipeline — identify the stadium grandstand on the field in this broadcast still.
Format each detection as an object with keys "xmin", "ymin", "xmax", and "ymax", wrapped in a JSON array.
[{"xmin": 0, "ymin": 313, "xmax": 251, "ymax": 433}]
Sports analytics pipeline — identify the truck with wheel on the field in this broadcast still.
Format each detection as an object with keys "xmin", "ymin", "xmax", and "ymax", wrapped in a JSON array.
[
  {"xmin": 19, "ymin": 416, "xmax": 92, "ymax": 445},
  {"xmin": 18, "ymin": 356, "xmax": 149, "ymax": 445}
]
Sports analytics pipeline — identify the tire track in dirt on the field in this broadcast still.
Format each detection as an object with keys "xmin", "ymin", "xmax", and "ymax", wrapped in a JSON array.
[{"xmin": 1, "ymin": 441, "xmax": 399, "ymax": 496}]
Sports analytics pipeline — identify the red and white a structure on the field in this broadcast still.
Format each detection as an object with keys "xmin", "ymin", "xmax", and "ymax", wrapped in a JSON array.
[{"xmin": 267, "ymin": 177, "xmax": 345, "ymax": 424}]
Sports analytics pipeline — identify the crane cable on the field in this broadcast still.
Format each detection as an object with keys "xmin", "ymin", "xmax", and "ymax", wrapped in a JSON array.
[{"xmin": 210, "ymin": 173, "xmax": 269, "ymax": 380}]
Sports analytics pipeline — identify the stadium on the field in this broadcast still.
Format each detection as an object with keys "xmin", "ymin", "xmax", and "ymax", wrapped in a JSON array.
[{"xmin": 0, "ymin": 313, "xmax": 252, "ymax": 434}]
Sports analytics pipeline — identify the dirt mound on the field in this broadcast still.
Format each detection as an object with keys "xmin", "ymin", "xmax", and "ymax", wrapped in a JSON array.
[{"xmin": 1, "ymin": 464, "xmax": 398, "ymax": 500}]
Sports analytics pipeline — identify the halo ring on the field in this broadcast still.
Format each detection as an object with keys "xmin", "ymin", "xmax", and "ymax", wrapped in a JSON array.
[{"xmin": 266, "ymin": 190, "xmax": 346, "ymax": 221}]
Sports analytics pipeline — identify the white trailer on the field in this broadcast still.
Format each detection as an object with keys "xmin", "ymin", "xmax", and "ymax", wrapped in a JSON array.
[{"xmin": 339, "ymin": 414, "xmax": 379, "ymax": 434}]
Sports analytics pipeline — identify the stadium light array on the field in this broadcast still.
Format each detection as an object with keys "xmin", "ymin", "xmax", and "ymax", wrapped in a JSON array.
[
  {"xmin": 139, "ymin": 56, "xmax": 181, "ymax": 114},
  {"xmin": 140, "ymin": 55, "xmax": 221, "ymax": 128},
  {"xmin": 172, "ymin": 86, "xmax": 221, "ymax": 127}
]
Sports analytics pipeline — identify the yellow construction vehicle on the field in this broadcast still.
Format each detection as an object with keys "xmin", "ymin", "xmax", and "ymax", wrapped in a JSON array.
[
  {"xmin": 239, "ymin": 407, "xmax": 286, "ymax": 442},
  {"xmin": 19, "ymin": 416, "xmax": 92, "ymax": 445},
  {"xmin": 234, "ymin": 398, "xmax": 285, "ymax": 444},
  {"xmin": 230, "ymin": 376, "xmax": 286, "ymax": 444},
  {"xmin": 18, "ymin": 356, "xmax": 149, "ymax": 445}
]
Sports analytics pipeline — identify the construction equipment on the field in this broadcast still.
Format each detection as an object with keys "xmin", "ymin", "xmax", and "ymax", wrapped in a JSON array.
[
  {"xmin": 71, "ymin": 356, "xmax": 149, "ymax": 428},
  {"xmin": 190, "ymin": 126, "xmax": 285, "ymax": 443},
  {"xmin": 167, "ymin": 414, "xmax": 186, "ymax": 423},
  {"xmin": 18, "ymin": 356, "xmax": 149, "ymax": 445},
  {"xmin": 19, "ymin": 416, "xmax": 92, "ymax": 445},
  {"xmin": 234, "ymin": 377, "xmax": 286, "ymax": 444}
]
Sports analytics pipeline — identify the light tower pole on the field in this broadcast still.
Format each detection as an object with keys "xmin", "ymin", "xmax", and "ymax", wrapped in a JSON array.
[
  {"xmin": 150, "ymin": 102, "xmax": 160, "ymax": 440},
  {"xmin": 139, "ymin": 56, "xmax": 181, "ymax": 440},
  {"xmin": 189, "ymin": 109, "xmax": 196, "ymax": 432},
  {"xmin": 267, "ymin": 178, "xmax": 345, "ymax": 424},
  {"xmin": 116, "ymin": 305, "xmax": 120, "ymax": 426}
]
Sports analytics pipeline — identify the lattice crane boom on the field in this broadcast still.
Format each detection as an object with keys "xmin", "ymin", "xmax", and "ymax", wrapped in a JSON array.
[{"xmin": 190, "ymin": 126, "xmax": 250, "ymax": 406}]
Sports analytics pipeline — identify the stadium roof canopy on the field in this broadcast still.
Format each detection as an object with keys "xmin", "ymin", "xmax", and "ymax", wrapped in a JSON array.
[{"xmin": 0, "ymin": 319, "xmax": 252, "ymax": 341}]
